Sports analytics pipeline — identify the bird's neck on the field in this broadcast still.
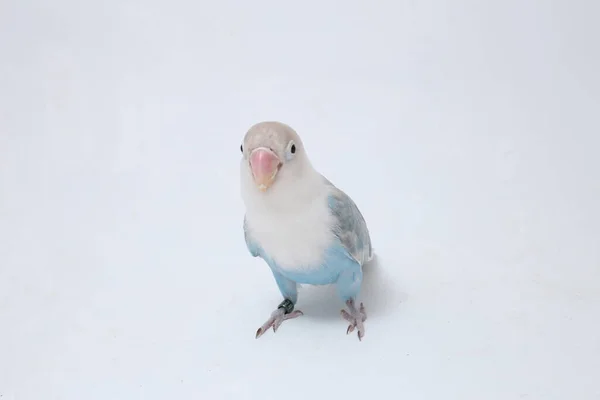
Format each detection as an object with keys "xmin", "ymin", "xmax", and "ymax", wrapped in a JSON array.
[{"xmin": 244, "ymin": 163, "xmax": 327, "ymax": 216}]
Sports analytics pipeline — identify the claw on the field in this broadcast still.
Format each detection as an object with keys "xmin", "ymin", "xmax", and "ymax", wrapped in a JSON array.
[
  {"xmin": 341, "ymin": 299, "xmax": 367, "ymax": 341},
  {"xmin": 255, "ymin": 308, "xmax": 303, "ymax": 339}
]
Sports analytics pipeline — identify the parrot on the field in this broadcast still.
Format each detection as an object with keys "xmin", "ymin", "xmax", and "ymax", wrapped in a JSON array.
[{"xmin": 239, "ymin": 121, "xmax": 373, "ymax": 341}]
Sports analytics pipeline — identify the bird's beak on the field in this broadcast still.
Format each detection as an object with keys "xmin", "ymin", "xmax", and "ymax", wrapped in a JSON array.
[{"xmin": 250, "ymin": 147, "xmax": 282, "ymax": 192}]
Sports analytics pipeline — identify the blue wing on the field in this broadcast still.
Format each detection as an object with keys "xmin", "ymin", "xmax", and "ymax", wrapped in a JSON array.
[{"xmin": 325, "ymin": 178, "xmax": 373, "ymax": 267}]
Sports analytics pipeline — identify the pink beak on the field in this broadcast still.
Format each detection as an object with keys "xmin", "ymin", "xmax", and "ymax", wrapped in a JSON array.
[{"xmin": 250, "ymin": 147, "xmax": 281, "ymax": 191}]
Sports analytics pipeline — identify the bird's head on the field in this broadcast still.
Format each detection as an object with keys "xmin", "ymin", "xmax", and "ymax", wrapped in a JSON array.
[{"xmin": 240, "ymin": 121, "xmax": 309, "ymax": 193}]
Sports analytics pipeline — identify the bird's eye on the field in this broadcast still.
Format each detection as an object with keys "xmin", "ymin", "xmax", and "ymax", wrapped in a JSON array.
[
  {"xmin": 240, "ymin": 144, "xmax": 243, "ymax": 153},
  {"xmin": 285, "ymin": 140, "xmax": 296, "ymax": 160}
]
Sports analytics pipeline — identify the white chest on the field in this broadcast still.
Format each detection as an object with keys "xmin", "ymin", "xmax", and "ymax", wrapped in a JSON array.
[{"xmin": 246, "ymin": 198, "xmax": 334, "ymax": 271}]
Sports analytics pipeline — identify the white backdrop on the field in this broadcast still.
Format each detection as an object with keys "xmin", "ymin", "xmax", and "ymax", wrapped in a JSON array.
[{"xmin": 1, "ymin": 0, "xmax": 599, "ymax": 399}]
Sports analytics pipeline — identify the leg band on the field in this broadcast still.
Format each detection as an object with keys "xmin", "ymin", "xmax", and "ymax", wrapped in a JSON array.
[{"xmin": 277, "ymin": 298, "xmax": 294, "ymax": 314}]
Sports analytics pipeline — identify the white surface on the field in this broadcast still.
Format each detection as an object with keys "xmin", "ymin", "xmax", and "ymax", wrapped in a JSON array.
[{"xmin": 1, "ymin": 1, "xmax": 600, "ymax": 399}]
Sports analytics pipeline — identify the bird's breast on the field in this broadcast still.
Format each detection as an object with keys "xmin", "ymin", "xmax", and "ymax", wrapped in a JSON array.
[{"xmin": 247, "ymin": 203, "xmax": 335, "ymax": 272}]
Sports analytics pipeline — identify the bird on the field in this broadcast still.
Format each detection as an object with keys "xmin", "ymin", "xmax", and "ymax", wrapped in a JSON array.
[{"xmin": 239, "ymin": 121, "xmax": 373, "ymax": 341}]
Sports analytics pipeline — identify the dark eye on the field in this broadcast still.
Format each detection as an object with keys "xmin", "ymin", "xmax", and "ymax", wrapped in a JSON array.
[
  {"xmin": 240, "ymin": 144, "xmax": 243, "ymax": 153},
  {"xmin": 285, "ymin": 140, "xmax": 296, "ymax": 160}
]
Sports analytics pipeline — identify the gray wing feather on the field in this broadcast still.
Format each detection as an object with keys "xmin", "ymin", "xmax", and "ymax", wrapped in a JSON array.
[{"xmin": 324, "ymin": 177, "xmax": 373, "ymax": 266}]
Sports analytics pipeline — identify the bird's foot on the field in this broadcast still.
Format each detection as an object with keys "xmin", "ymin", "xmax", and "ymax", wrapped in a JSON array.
[
  {"xmin": 255, "ymin": 299, "xmax": 303, "ymax": 339},
  {"xmin": 341, "ymin": 299, "xmax": 367, "ymax": 341}
]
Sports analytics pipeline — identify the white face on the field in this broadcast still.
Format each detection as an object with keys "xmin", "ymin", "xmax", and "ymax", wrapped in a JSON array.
[{"xmin": 240, "ymin": 122, "xmax": 305, "ymax": 192}]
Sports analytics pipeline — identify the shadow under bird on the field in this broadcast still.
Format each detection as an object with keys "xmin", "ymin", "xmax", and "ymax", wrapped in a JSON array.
[{"xmin": 239, "ymin": 121, "xmax": 374, "ymax": 341}]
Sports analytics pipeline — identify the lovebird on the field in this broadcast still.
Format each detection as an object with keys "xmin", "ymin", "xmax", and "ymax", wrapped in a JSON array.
[{"xmin": 239, "ymin": 121, "xmax": 374, "ymax": 341}]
